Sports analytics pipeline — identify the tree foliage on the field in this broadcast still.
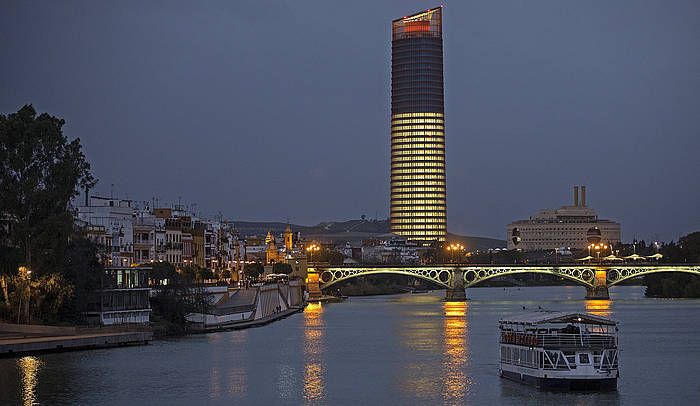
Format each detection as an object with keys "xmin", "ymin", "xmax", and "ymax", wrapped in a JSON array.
[
  {"xmin": 644, "ymin": 231, "xmax": 700, "ymax": 298},
  {"xmin": 244, "ymin": 262, "xmax": 264, "ymax": 278},
  {"xmin": 0, "ymin": 105, "xmax": 98, "ymax": 323},
  {"xmin": 0, "ymin": 105, "xmax": 96, "ymax": 275},
  {"xmin": 272, "ymin": 262, "xmax": 293, "ymax": 275}
]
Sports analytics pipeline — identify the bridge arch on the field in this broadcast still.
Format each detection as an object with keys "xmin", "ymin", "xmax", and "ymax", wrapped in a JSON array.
[
  {"xmin": 606, "ymin": 265, "xmax": 700, "ymax": 287},
  {"xmin": 462, "ymin": 267, "xmax": 595, "ymax": 289},
  {"xmin": 312, "ymin": 265, "xmax": 700, "ymax": 292},
  {"xmin": 317, "ymin": 267, "xmax": 452, "ymax": 289}
]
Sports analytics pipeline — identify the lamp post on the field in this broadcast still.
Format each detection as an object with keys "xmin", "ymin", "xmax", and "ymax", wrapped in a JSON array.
[
  {"xmin": 593, "ymin": 243, "xmax": 608, "ymax": 263},
  {"xmin": 25, "ymin": 269, "xmax": 31, "ymax": 324},
  {"xmin": 306, "ymin": 244, "xmax": 320, "ymax": 264},
  {"xmin": 16, "ymin": 266, "xmax": 31, "ymax": 324},
  {"xmin": 446, "ymin": 243, "xmax": 464, "ymax": 264}
]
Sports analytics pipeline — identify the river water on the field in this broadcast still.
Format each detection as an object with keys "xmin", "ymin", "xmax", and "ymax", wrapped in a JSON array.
[{"xmin": 1, "ymin": 286, "xmax": 699, "ymax": 405}]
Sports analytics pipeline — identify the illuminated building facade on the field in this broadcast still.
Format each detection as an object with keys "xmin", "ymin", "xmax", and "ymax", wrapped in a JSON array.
[
  {"xmin": 506, "ymin": 186, "xmax": 622, "ymax": 251},
  {"xmin": 390, "ymin": 7, "xmax": 447, "ymax": 244}
]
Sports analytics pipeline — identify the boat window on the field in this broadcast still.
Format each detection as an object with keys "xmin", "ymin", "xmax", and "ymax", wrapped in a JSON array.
[{"xmin": 579, "ymin": 354, "xmax": 590, "ymax": 364}]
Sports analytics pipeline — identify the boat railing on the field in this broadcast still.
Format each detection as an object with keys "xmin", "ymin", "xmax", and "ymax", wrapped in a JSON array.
[{"xmin": 500, "ymin": 331, "xmax": 616, "ymax": 349}]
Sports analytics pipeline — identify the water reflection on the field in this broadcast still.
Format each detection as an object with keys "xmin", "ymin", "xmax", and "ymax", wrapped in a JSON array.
[
  {"xmin": 227, "ymin": 330, "xmax": 248, "ymax": 397},
  {"xmin": 17, "ymin": 356, "xmax": 42, "ymax": 406},
  {"xmin": 398, "ymin": 298, "xmax": 442, "ymax": 399},
  {"xmin": 304, "ymin": 302, "xmax": 325, "ymax": 403},
  {"xmin": 586, "ymin": 299, "xmax": 612, "ymax": 318},
  {"xmin": 442, "ymin": 301, "xmax": 471, "ymax": 404},
  {"xmin": 209, "ymin": 366, "xmax": 221, "ymax": 399}
]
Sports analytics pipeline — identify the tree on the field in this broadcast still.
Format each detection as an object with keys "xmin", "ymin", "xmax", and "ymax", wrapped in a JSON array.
[
  {"xmin": 244, "ymin": 262, "xmax": 264, "ymax": 279},
  {"xmin": 0, "ymin": 105, "xmax": 96, "ymax": 276},
  {"xmin": 55, "ymin": 237, "xmax": 103, "ymax": 322},
  {"xmin": 272, "ymin": 262, "xmax": 293, "ymax": 275},
  {"xmin": 151, "ymin": 262, "xmax": 178, "ymax": 285},
  {"xmin": 644, "ymin": 231, "xmax": 700, "ymax": 298}
]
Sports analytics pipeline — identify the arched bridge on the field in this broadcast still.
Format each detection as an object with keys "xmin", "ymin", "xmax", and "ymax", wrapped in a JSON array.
[{"xmin": 308, "ymin": 264, "xmax": 700, "ymax": 300}]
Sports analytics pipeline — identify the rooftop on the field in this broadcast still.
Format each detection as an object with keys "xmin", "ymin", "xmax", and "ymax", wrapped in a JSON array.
[{"xmin": 499, "ymin": 311, "xmax": 617, "ymax": 326}]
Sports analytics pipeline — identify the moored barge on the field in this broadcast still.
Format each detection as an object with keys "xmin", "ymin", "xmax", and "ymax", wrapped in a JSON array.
[{"xmin": 499, "ymin": 311, "xmax": 619, "ymax": 390}]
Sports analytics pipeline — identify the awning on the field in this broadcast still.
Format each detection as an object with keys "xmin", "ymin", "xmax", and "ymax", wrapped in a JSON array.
[
  {"xmin": 576, "ymin": 256, "xmax": 594, "ymax": 261},
  {"xmin": 602, "ymin": 255, "xmax": 624, "ymax": 261},
  {"xmin": 646, "ymin": 253, "xmax": 663, "ymax": 260},
  {"xmin": 624, "ymin": 254, "xmax": 644, "ymax": 260}
]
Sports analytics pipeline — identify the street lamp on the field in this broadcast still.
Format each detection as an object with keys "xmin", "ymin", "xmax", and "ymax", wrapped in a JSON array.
[
  {"xmin": 16, "ymin": 266, "xmax": 31, "ymax": 324},
  {"xmin": 306, "ymin": 244, "xmax": 320, "ymax": 263},
  {"xmin": 446, "ymin": 243, "xmax": 464, "ymax": 264},
  {"xmin": 592, "ymin": 243, "xmax": 608, "ymax": 263}
]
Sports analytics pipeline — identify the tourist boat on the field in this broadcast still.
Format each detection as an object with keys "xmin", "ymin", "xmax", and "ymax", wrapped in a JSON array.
[{"xmin": 499, "ymin": 311, "xmax": 619, "ymax": 390}]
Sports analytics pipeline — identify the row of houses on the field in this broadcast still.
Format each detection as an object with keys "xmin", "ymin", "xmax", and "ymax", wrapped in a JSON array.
[{"xmin": 76, "ymin": 196, "xmax": 244, "ymax": 280}]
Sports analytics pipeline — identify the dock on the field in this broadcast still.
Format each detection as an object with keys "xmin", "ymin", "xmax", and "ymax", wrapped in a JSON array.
[{"xmin": 0, "ymin": 323, "xmax": 152, "ymax": 358}]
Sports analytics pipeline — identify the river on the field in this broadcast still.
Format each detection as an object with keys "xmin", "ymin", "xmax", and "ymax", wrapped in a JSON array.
[{"xmin": 1, "ymin": 286, "xmax": 699, "ymax": 405}]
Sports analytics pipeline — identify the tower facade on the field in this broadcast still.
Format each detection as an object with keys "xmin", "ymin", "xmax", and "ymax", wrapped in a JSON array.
[
  {"xmin": 284, "ymin": 224, "xmax": 293, "ymax": 252},
  {"xmin": 390, "ymin": 7, "xmax": 446, "ymax": 244}
]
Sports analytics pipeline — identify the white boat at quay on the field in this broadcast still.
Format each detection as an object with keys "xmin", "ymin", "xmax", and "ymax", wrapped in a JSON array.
[{"xmin": 499, "ymin": 311, "xmax": 619, "ymax": 390}]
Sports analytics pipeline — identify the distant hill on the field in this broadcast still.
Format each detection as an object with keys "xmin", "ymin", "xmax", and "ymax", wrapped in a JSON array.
[{"xmin": 233, "ymin": 219, "xmax": 505, "ymax": 250}]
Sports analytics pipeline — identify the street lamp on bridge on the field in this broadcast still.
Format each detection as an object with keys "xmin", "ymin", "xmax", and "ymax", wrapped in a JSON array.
[
  {"xmin": 306, "ymin": 243, "xmax": 320, "ymax": 264},
  {"xmin": 446, "ymin": 243, "xmax": 465, "ymax": 264},
  {"xmin": 588, "ymin": 243, "xmax": 609, "ymax": 263}
]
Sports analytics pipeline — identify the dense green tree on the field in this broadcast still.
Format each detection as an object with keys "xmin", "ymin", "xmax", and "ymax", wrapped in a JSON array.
[
  {"xmin": 180, "ymin": 264, "xmax": 213, "ymax": 282},
  {"xmin": 56, "ymin": 238, "xmax": 103, "ymax": 322},
  {"xmin": 310, "ymin": 249, "xmax": 344, "ymax": 265},
  {"xmin": 644, "ymin": 232, "xmax": 700, "ymax": 297},
  {"xmin": 0, "ymin": 105, "xmax": 96, "ymax": 277},
  {"xmin": 150, "ymin": 262, "xmax": 178, "ymax": 285},
  {"xmin": 244, "ymin": 262, "xmax": 264, "ymax": 279},
  {"xmin": 272, "ymin": 262, "xmax": 293, "ymax": 275}
]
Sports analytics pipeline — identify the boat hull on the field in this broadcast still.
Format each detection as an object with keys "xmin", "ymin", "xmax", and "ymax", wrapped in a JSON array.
[{"xmin": 501, "ymin": 369, "xmax": 617, "ymax": 391}]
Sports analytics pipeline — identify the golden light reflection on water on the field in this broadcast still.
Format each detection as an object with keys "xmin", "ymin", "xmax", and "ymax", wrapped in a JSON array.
[
  {"xmin": 17, "ymin": 356, "xmax": 42, "ymax": 406},
  {"xmin": 399, "ymin": 315, "xmax": 442, "ymax": 398},
  {"xmin": 442, "ymin": 301, "xmax": 471, "ymax": 404},
  {"xmin": 210, "ymin": 366, "xmax": 221, "ymax": 399},
  {"xmin": 586, "ymin": 299, "xmax": 612, "ymax": 318},
  {"xmin": 226, "ymin": 330, "xmax": 248, "ymax": 397},
  {"xmin": 304, "ymin": 302, "xmax": 325, "ymax": 403}
]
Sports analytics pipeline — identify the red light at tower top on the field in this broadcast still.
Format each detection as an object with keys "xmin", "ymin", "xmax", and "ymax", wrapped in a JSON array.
[
  {"xmin": 405, "ymin": 20, "xmax": 430, "ymax": 33},
  {"xmin": 392, "ymin": 7, "xmax": 442, "ymax": 40}
]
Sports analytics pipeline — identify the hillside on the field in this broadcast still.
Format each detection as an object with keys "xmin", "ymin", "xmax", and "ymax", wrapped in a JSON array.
[{"xmin": 233, "ymin": 219, "xmax": 505, "ymax": 250}]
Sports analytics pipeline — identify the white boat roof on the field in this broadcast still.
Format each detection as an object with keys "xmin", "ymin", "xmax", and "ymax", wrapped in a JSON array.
[{"xmin": 499, "ymin": 311, "xmax": 617, "ymax": 326}]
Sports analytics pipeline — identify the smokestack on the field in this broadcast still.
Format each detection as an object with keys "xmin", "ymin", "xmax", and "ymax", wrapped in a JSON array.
[
  {"xmin": 573, "ymin": 186, "xmax": 579, "ymax": 207},
  {"xmin": 581, "ymin": 186, "xmax": 587, "ymax": 207}
]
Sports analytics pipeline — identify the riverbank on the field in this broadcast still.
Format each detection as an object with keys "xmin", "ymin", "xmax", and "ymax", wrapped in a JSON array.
[
  {"xmin": 0, "ymin": 323, "xmax": 152, "ymax": 358},
  {"xmin": 185, "ymin": 281, "xmax": 306, "ymax": 333}
]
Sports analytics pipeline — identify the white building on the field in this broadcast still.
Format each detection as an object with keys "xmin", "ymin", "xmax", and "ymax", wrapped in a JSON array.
[
  {"xmin": 362, "ymin": 238, "xmax": 420, "ymax": 264},
  {"xmin": 77, "ymin": 196, "xmax": 135, "ymax": 266},
  {"xmin": 506, "ymin": 186, "xmax": 621, "ymax": 251}
]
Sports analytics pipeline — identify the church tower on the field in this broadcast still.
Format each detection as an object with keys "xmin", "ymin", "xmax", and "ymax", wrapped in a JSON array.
[{"xmin": 284, "ymin": 224, "xmax": 293, "ymax": 252}]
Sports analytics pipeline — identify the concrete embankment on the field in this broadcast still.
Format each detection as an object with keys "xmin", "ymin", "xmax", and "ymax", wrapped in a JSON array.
[
  {"xmin": 0, "ymin": 323, "xmax": 152, "ymax": 358},
  {"xmin": 186, "ymin": 281, "xmax": 306, "ymax": 332}
]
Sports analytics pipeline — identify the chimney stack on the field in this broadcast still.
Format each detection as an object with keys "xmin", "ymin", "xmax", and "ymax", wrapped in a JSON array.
[
  {"xmin": 581, "ymin": 186, "xmax": 587, "ymax": 207},
  {"xmin": 573, "ymin": 186, "xmax": 579, "ymax": 207}
]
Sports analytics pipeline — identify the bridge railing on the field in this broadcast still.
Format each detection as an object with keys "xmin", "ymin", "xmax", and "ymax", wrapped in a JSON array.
[{"xmin": 500, "ymin": 332, "xmax": 616, "ymax": 349}]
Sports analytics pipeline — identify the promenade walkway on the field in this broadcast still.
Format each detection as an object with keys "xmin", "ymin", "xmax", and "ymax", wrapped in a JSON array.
[{"xmin": 0, "ymin": 323, "xmax": 152, "ymax": 358}]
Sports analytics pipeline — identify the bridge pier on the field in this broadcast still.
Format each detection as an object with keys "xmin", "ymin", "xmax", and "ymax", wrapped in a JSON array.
[
  {"xmin": 445, "ymin": 268, "xmax": 467, "ymax": 301},
  {"xmin": 306, "ymin": 270, "xmax": 323, "ymax": 301},
  {"xmin": 585, "ymin": 270, "xmax": 610, "ymax": 300},
  {"xmin": 585, "ymin": 286, "xmax": 610, "ymax": 300}
]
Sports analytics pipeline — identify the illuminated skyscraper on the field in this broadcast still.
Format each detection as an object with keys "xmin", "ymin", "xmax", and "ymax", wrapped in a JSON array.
[{"xmin": 390, "ymin": 7, "xmax": 446, "ymax": 244}]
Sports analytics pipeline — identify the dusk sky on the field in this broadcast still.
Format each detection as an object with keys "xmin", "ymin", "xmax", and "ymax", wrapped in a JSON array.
[{"xmin": 1, "ymin": 1, "xmax": 698, "ymax": 242}]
